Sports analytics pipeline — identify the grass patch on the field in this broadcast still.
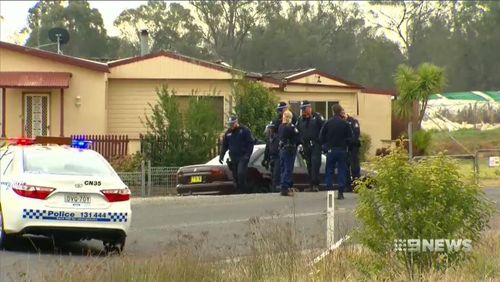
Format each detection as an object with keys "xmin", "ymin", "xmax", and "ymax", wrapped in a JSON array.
[
  {"xmin": 40, "ymin": 224, "xmax": 500, "ymax": 282},
  {"xmin": 429, "ymin": 128, "xmax": 500, "ymax": 155}
]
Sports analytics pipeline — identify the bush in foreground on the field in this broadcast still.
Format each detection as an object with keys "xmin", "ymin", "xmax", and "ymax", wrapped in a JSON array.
[{"xmin": 354, "ymin": 146, "xmax": 495, "ymax": 279}]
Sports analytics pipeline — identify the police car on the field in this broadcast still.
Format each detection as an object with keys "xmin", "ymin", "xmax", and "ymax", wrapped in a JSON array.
[{"xmin": 0, "ymin": 137, "xmax": 131, "ymax": 253}]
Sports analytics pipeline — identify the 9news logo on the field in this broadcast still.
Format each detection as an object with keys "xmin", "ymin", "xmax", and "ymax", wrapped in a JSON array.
[{"xmin": 394, "ymin": 239, "xmax": 472, "ymax": 253}]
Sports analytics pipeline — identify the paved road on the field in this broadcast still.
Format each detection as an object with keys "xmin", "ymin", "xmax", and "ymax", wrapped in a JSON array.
[{"xmin": 1, "ymin": 188, "xmax": 499, "ymax": 281}]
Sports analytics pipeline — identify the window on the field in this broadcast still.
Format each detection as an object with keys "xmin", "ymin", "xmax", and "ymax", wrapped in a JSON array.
[{"xmin": 23, "ymin": 149, "xmax": 115, "ymax": 177}]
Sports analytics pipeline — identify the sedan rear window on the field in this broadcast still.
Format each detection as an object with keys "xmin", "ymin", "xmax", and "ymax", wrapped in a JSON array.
[{"xmin": 23, "ymin": 148, "xmax": 115, "ymax": 177}]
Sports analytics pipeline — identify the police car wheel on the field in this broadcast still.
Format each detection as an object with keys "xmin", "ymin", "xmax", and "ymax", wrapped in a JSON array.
[
  {"xmin": 103, "ymin": 237, "xmax": 125, "ymax": 254},
  {"xmin": 0, "ymin": 208, "xmax": 13, "ymax": 250}
]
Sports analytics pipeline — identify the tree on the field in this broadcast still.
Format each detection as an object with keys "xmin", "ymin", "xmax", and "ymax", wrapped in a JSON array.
[
  {"xmin": 190, "ymin": 0, "xmax": 270, "ymax": 65},
  {"xmin": 114, "ymin": 1, "xmax": 209, "ymax": 59},
  {"xmin": 141, "ymin": 86, "xmax": 222, "ymax": 166},
  {"xmin": 368, "ymin": 1, "xmax": 440, "ymax": 61},
  {"xmin": 394, "ymin": 63, "xmax": 446, "ymax": 130},
  {"xmin": 239, "ymin": 2, "xmax": 367, "ymax": 76},
  {"xmin": 232, "ymin": 80, "xmax": 278, "ymax": 141},
  {"xmin": 23, "ymin": 0, "xmax": 114, "ymax": 59},
  {"xmin": 353, "ymin": 33, "xmax": 405, "ymax": 89}
]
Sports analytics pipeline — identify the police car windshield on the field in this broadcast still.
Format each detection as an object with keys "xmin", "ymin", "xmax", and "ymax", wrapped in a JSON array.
[{"xmin": 23, "ymin": 148, "xmax": 115, "ymax": 177}]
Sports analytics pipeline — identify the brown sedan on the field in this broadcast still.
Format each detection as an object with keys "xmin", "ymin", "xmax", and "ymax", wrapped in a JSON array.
[{"xmin": 176, "ymin": 144, "xmax": 373, "ymax": 195}]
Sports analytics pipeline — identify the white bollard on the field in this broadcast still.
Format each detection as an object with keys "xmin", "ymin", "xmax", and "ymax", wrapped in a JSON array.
[{"xmin": 327, "ymin": 190, "xmax": 335, "ymax": 248}]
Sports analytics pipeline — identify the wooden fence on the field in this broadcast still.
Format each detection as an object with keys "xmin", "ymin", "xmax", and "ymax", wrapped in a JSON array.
[{"xmin": 71, "ymin": 134, "xmax": 129, "ymax": 160}]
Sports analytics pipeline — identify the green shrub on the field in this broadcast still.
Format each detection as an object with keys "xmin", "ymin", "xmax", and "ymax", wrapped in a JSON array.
[
  {"xmin": 232, "ymin": 79, "xmax": 278, "ymax": 141},
  {"xmin": 109, "ymin": 152, "xmax": 143, "ymax": 172},
  {"xmin": 359, "ymin": 133, "xmax": 372, "ymax": 162},
  {"xmin": 141, "ymin": 85, "xmax": 222, "ymax": 166},
  {"xmin": 413, "ymin": 129, "xmax": 433, "ymax": 155},
  {"xmin": 354, "ymin": 146, "xmax": 494, "ymax": 279}
]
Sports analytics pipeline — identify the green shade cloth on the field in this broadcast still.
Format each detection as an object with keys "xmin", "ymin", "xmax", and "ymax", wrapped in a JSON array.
[{"xmin": 430, "ymin": 91, "xmax": 500, "ymax": 102}]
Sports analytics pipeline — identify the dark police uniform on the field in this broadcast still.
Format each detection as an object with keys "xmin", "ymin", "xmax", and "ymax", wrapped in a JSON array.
[
  {"xmin": 346, "ymin": 115, "xmax": 361, "ymax": 188},
  {"xmin": 278, "ymin": 123, "xmax": 300, "ymax": 195},
  {"xmin": 219, "ymin": 124, "xmax": 254, "ymax": 194},
  {"xmin": 272, "ymin": 102, "xmax": 298, "ymax": 128},
  {"xmin": 262, "ymin": 124, "xmax": 280, "ymax": 192},
  {"xmin": 319, "ymin": 114, "xmax": 352, "ymax": 198},
  {"xmin": 297, "ymin": 110, "xmax": 324, "ymax": 190}
]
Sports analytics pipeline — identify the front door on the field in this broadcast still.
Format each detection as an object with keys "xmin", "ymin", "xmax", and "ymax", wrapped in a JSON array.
[{"xmin": 24, "ymin": 94, "xmax": 50, "ymax": 137}]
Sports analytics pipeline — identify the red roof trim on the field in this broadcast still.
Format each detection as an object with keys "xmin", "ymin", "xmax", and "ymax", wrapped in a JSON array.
[
  {"xmin": 0, "ymin": 41, "xmax": 109, "ymax": 73},
  {"xmin": 361, "ymin": 88, "xmax": 397, "ymax": 96},
  {"xmin": 286, "ymin": 69, "xmax": 364, "ymax": 89},
  {"xmin": 286, "ymin": 81, "xmax": 363, "ymax": 90},
  {"xmin": 0, "ymin": 72, "xmax": 72, "ymax": 88},
  {"xmin": 108, "ymin": 51, "xmax": 240, "ymax": 74}
]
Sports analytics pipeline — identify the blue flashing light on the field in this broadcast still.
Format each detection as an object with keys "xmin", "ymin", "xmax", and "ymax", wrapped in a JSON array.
[{"xmin": 71, "ymin": 139, "xmax": 92, "ymax": 149}]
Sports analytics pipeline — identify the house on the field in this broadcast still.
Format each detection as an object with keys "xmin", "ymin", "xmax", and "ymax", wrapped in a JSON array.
[
  {"xmin": 0, "ymin": 40, "xmax": 394, "ymax": 156},
  {"xmin": 249, "ymin": 70, "xmax": 394, "ymax": 154}
]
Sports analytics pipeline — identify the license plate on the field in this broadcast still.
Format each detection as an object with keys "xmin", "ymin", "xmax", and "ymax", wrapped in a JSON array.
[
  {"xmin": 65, "ymin": 194, "xmax": 91, "ymax": 204},
  {"xmin": 190, "ymin": 176, "xmax": 202, "ymax": 184}
]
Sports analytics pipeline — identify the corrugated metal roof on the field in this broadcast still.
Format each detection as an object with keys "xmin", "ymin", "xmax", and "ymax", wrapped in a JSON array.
[
  {"xmin": 0, "ymin": 41, "xmax": 109, "ymax": 73},
  {"xmin": 0, "ymin": 72, "xmax": 72, "ymax": 88},
  {"xmin": 261, "ymin": 68, "xmax": 312, "ymax": 81}
]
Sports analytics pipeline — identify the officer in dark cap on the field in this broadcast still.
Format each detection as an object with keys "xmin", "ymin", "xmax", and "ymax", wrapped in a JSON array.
[
  {"xmin": 297, "ymin": 100, "xmax": 324, "ymax": 192},
  {"xmin": 341, "ymin": 110, "xmax": 361, "ymax": 190},
  {"xmin": 219, "ymin": 116, "xmax": 255, "ymax": 194},
  {"xmin": 319, "ymin": 104, "xmax": 352, "ymax": 199},
  {"xmin": 272, "ymin": 101, "xmax": 298, "ymax": 128},
  {"xmin": 262, "ymin": 122, "xmax": 280, "ymax": 192}
]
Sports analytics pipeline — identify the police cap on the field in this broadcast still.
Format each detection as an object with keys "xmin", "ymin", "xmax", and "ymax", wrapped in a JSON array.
[
  {"xmin": 227, "ymin": 115, "xmax": 238, "ymax": 126},
  {"xmin": 276, "ymin": 101, "xmax": 288, "ymax": 111},
  {"xmin": 300, "ymin": 100, "xmax": 311, "ymax": 109}
]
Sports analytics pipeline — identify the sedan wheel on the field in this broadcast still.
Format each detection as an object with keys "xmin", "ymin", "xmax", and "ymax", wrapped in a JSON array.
[{"xmin": 0, "ymin": 208, "xmax": 13, "ymax": 250}]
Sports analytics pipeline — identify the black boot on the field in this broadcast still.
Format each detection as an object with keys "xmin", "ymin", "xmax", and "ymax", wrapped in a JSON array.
[{"xmin": 337, "ymin": 192, "xmax": 344, "ymax": 200}]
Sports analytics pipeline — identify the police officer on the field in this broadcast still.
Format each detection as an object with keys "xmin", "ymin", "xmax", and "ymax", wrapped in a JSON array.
[
  {"xmin": 342, "ymin": 110, "xmax": 361, "ymax": 190},
  {"xmin": 272, "ymin": 101, "xmax": 298, "ymax": 128},
  {"xmin": 262, "ymin": 122, "xmax": 280, "ymax": 192},
  {"xmin": 319, "ymin": 104, "xmax": 352, "ymax": 200},
  {"xmin": 297, "ymin": 100, "xmax": 324, "ymax": 192},
  {"xmin": 278, "ymin": 110, "xmax": 300, "ymax": 196},
  {"xmin": 219, "ymin": 116, "xmax": 255, "ymax": 194}
]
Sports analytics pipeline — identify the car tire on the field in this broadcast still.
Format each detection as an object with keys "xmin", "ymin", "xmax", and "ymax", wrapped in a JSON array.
[
  {"xmin": 103, "ymin": 236, "xmax": 126, "ymax": 255},
  {"xmin": 0, "ymin": 207, "xmax": 13, "ymax": 250}
]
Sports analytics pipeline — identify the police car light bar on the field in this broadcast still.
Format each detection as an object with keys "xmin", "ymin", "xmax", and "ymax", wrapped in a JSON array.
[
  {"xmin": 71, "ymin": 139, "xmax": 92, "ymax": 149},
  {"xmin": 8, "ymin": 138, "xmax": 35, "ymax": 146}
]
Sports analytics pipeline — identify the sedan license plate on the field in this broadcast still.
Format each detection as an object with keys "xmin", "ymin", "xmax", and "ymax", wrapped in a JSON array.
[
  {"xmin": 65, "ymin": 194, "xmax": 91, "ymax": 204},
  {"xmin": 190, "ymin": 176, "xmax": 203, "ymax": 184}
]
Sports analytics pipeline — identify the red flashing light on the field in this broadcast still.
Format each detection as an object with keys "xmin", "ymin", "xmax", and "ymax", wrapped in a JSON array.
[
  {"xmin": 8, "ymin": 138, "xmax": 35, "ymax": 146},
  {"xmin": 101, "ymin": 189, "xmax": 130, "ymax": 202}
]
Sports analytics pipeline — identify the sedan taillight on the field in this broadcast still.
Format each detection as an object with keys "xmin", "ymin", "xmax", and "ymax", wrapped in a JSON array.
[
  {"xmin": 101, "ymin": 188, "xmax": 130, "ymax": 202},
  {"xmin": 210, "ymin": 168, "xmax": 225, "ymax": 178},
  {"xmin": 12, "ymin": 185, "xmax": 55, "ymax": 200}
]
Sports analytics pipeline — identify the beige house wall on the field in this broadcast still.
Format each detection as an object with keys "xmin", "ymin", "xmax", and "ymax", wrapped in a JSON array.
[
  {"xmin": 107, "ymin": 79, "xmax": 233, "ymax": 152},
  {"xmin": 108, "ymin": 56, "xmax": 235, "ymax": 80},
  {"xmin": 291, "ymin": 74, "xmax": 348, "ymax": 87},
  {"xmin": 273, "ymin": 88, "xmax": 359, "ymax": 117},
  {"xmin": 0, "ymin": 48, "xmax": 107, "ymax": 137},
  {"xmin": 357, "ymin": 92, "xmax": 393, "ymax": 156}
]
